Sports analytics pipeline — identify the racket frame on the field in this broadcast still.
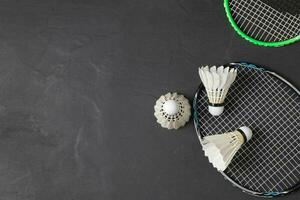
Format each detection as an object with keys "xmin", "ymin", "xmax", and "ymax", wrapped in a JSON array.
[
  {"xmin": 224, "ymin": 0, "xmax": 300, "ymax": 47},
  {"xmin": 193, "ymin": 62, "xmax": 300, "ymax": 197}
]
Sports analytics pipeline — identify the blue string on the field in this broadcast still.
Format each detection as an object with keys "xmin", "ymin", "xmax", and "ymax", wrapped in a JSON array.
[{"xmin": 237, "ymin": 62, "xmax": 265, "ymax": 71}]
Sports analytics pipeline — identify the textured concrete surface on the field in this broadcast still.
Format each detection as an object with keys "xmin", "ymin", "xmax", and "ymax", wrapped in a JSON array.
[{"xmin": 0, "ymin": 0, "xmax": 298, "ymax": 200}]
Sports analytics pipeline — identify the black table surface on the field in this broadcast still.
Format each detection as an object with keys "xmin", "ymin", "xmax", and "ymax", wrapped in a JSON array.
[{"xmin": 0, "ymin": 0, "xmax": 298, "ymax": 200}]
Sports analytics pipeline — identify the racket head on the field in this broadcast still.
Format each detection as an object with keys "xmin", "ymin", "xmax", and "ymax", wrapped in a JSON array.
[
  {"xmin": 224, "ymin": 0, "xmax": 300, "ymax": 47},
  {"xmin": 193, "ymin": 62, "xmax": 300, "ymax": 197}
]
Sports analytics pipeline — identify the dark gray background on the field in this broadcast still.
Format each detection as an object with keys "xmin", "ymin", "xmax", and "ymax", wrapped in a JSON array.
[{"xmin": 0, "ymin": 0, "xmax": 298, "ymax": 199}]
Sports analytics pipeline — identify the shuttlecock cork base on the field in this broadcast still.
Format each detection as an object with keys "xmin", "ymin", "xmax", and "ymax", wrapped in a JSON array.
[
  {"xmin": 208, "ymin": 103, "xmax": 225, "ymax": 116},
  {"xmin": 202, "ymin": 126, "xmax": 252, "ymax": 171},
  {"xmin": 154, "ymin": 92, "xmax": 191, "ymax": 130}
]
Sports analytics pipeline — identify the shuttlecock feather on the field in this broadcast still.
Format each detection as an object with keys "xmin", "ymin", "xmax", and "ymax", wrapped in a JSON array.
[
  {"xmin": 201, "ymin": 126, "xmax": 252, "ymax": 171},
  {"xmin": 198, "ymin": 66, "xmax": 237, "ymax": 116},
  {"xmin": 154, "ymin": 92, "xmax": 191, "ymax": 130}
]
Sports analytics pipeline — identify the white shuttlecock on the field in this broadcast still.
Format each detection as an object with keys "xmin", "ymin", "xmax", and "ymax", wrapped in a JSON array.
[
  {"xmin": 154, "ymin": 92, "xmax": 191, "ymax": 130},
  {"xmin": 202, "ymin": 126, "xmax": 252, "ymax": 171},
  {"xmin": 198, "ymin": 65, "xmax": 237, "ymax": 116}
]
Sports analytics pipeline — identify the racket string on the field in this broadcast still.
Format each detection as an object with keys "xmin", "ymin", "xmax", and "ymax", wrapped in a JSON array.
[
  {"xmin": 229, "ymin": 0, "xmax": 300, "ymax": 42},
  {"xmin": 234, "ymin": 0, "xmax": 284, "ymax": 41},
  {"xmin": 231, "ymin": 1, "xmax": 284, "ymax": 41},
  {"xmin": 229, "ymin": 75, "xmax": 298, "ymax": 189},
  {"xmin": 241, "ymin": 0, "xmax": 299, "ymax": 41},
  {"xmin": 238, "ymin": 138, "xmax": 299, "ymax": 191},
  {"xmin": 232, "ymin": 0, "xmax": 299, "ymax": 41},
  {"xmin": 231, "ymin": 0, "xmax": 300, "ymax": 35}
]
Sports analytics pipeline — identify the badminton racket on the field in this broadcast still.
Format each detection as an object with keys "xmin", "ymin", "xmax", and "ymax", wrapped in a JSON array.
[
  {"xmin": 224, "ymin": 0, "xmax": 300, "ymax": 47},
  {"xmin": 194, "ymin": 62, "xmax": 300, "ymax": 197}
]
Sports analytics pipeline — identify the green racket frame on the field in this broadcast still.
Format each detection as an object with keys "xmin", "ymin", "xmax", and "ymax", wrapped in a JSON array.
[{"xmin": 224, "ymin": 0, "xmax": 300, "ymax": 47}]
